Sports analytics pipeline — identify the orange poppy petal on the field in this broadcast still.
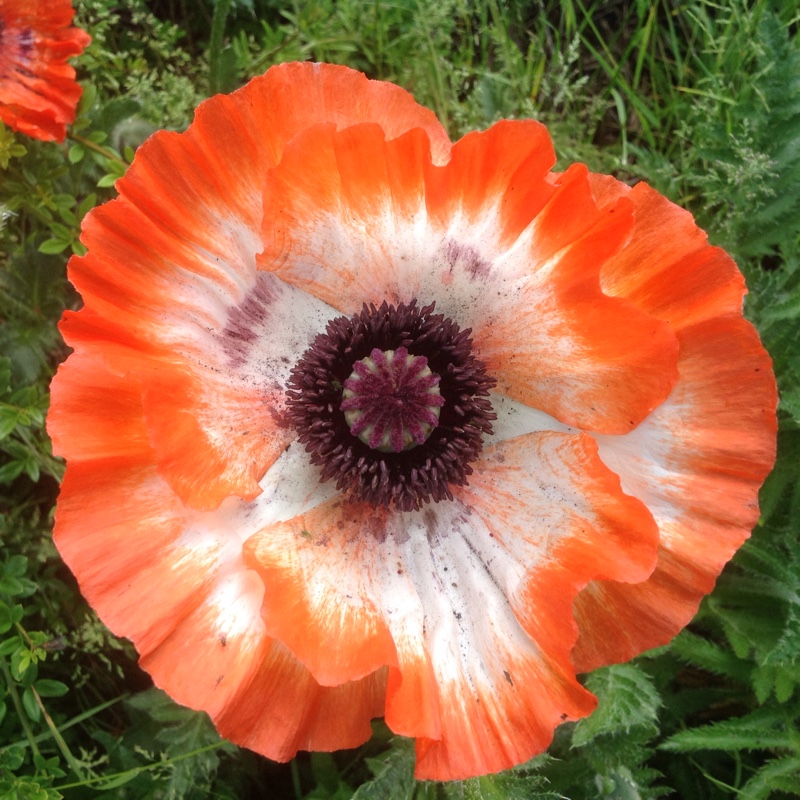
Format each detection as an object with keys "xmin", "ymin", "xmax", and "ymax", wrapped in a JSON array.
[
  {"xmin": 556, "ymin": 174, "xmax": 778, "ymax": 669},
  {"xmin": 48, "ymin": 351, "xmax": 149, "ymax": 462},
  {"xmin": 472, "ymin": 176, "xmax": 678, "ymax": 434},
  {"xmin": 574, "ymin": 315, "xmax": 777, "ymax": 670},
  {"xmin": 259, "ymin": 120, "xmax": 679, "ymax": 434},
  {"xmin": 0, "ymin": 0, "xmax": 89, "ymax": 142},
  {"xmin": 243, "ymin": 428, "xmax": 658, "ymax": 780},
  {"xmin": 214, "ymin": 650, "xmax": 387, "ymax": 761},
  {"xmin": 590, "ymin": 176, "xmax": 747, "ymax": 328},
  {"xmin": 412, "ymin": 431, "xmax": 658, "ymax": 780},
  {"xmin": 242, "ymin": 500, "xmax": 399, "ymax": 686},
  {"xmin": 63, "ymin": 268, "xmax": 336, "ymax": 509},
  {"xmin": 52, "ymin": 364, "xmax": 384, "ymax": 758}
]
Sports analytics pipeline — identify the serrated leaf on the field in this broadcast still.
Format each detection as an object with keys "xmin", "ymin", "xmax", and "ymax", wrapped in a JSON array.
[
  {"xmin": 444, "ymin": 771, "xmax": 564, "ymax": 800},
  {"xmin": 670, "ymin": 630, "xmax": 752, "ymax": 681},
  {"xmin": 774, "ymin": 668, "xmax": 796, "ymax": 703},
  {"xmin": 661, "ymin": 705, "xmax": 795, "ymax": 753},
  {"xmin": 739, "ymin": 755, "xmax": 800, "ymax": 800},
  {"xmin": 352, "ymin": 738, "xmax": 415, "ymax": 800},
  {"xmin": 751, "ymin": 664, "xmax": 776, "ymax": 704},
  {"xmin": 572, "ymin": 665, "xmax": 661, "ymax": 747}
]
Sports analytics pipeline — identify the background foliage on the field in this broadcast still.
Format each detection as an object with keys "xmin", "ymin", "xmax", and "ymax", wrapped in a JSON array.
[{"xmin": 1, "ymin": 0, "xmax": 799, "ymax": 797}]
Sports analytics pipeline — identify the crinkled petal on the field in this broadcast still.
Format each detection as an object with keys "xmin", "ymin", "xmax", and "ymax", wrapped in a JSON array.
[
  {"xmin": 259, "ymin": 120, "xmax": 679, "ymax": 434},
  {"xmin": 59, "ymin": 272, "xmax": 334, "ymax": 509},
  {"xmin": 50, "ymin": 356, "xmax": 385, "ymax": 758},
  {"xmin": 571, "ymin": 177, "xmax": 778, "ymax": 670},
  {"xmin": 243, "ymin": 430, "xmax": 658, "ymax": 780},
  {"xmin": 214, "ymin": 650, "xmax": 387, "ymax": 760},
  {"xmin": 242, "ymin": 500, "xmax": 399, "ymax": 686}
]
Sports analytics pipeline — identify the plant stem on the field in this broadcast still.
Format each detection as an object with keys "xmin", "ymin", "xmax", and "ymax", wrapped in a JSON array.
[
  {"xmin": 68, "ymin": 133, "xmax": 128, "ymax": 167},
  {"xmin": 54, "ymin": 742, "xmax": 227, "ymax": 790},
  {"xmin": 32, "ymin": 686, "xmax": 86, "ymax": 780},
  {"xmin": 0, "ymin": 655, "xmax": 42, "ymax": 760},
  {"xmin": 209, "ymin": 0, "xmax": 233, "ymax": 95}
]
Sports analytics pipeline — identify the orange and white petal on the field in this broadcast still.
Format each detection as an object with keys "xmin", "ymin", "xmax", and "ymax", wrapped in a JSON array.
[
  {"xmin": 61, "ymin": 62, "xmax": 451, "ymax": 510},
  {"xmin": 573, "ymin": 315, "xmax": 777, "ymax": 670},
  {"xmin": 242, "ymin": 499, "xmax": 399, "ymax": 687},
  {"xmin": 412, "ymin": 432, "xmax": 658, "ymax": 780},
  {"xmin": 243, "ymin": 429, "xmax": 659, "ymax": 780},
  {"xmin": 259, "ymin": 120, "xmax": 679, "ymax": 435},
  {"xmin": 60, "ymin": 270, "xmax": 335, "ymax": 510},
  {"xmin": 214, "ymin": 647, "xmax": 387, "ymax": 761},
  {"xmin": 51, "ymin": 352, "xmax": 386, "ymax": 758},
  {"xmin": 0, "ymin": 0, "xmax": 89, "ymax": 142},
  {"xmin": 566, "ymin": 176, "xmax": 778, "ymax": 670},
  {"xmin": 590, "ymin": 177, "xmax": 747, "ymax": 328},
  {"xmin": 57, "ymin": 459, "xmax": 385, "ymax": 758}
]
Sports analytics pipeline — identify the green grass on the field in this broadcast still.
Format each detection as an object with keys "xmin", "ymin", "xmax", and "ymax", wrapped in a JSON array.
[{"xmin": 1, "ymin": 0, "xmax": 799, "ymax": 797}]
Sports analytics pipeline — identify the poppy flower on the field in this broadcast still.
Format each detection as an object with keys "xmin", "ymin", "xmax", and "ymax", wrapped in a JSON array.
[
  {"xmin": 0, "ymin": 0, "xmax": 89, "ymax": 143},
  {"xmin": 48, "ymin": 62, "xmax": 777, "ymax": 781}
]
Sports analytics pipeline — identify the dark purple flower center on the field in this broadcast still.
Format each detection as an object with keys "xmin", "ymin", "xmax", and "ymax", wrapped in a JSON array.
[{"xmin": 285, "ymin": 300, "xmax": 496, "ymax": 511}]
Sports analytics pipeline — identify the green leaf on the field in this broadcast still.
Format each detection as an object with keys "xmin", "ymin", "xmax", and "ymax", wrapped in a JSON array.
[
  {"xmin": 4, "ymin": 555, "xmax": 27, "ymax": 578},
  {"xmin": 0, "ymin": 575, "xmax": 25, "ymax": 595},
  {"xmin": 0, "ymin": 744, "xmax": 25, "ymax": 770},
  {"xmin": 37, "ymin": 238, "xmax": 71, "ymax": 255},
  {"xmin": 68, "ymin": 144, "xmax": 85, "ymax": 163},
  {"xmin": 661, "ymin": 705, "xmax": 797, "ymax": 753},
  {"xmin": 352, "ymin": 738, "xmax": 415, "ymax": 800},
  {"xmin": 670, "ymin": 630, "xmax": 751, "ymax": 682},
  {"xmin": 741, "ymin": 755, "xmax": 800, "ymax": 800},
  {"xmin": 22, "ymin": 686, "xmax": 41, "ymax": 721},
  {"xmin": 0, "ymin": 460, "xmax": 24, "ymax": 483},
  {"xmin": 443, "ymin": 769, "xmax": 564, "ymax": 800},
  {"xmin": 0, "ymin": 635, "xmax": 21, "ymax": 656},
  {"xmin": 122, "ymin": 688, "xmax": 227, "ymax": 796},
  {"xmin": 0, "ymin": 601, "xmax": 12, "ymax": 635},
  {"xmin": 572, "ymin": 664, "xmax": 661, "ymax": 747},
  {"xmin": 0, "ymin": 409, "xmax": 20, "ymax": 439},
  {"xmin": 34, "ymin": 679, "xmax": 69, "ymax": 698},
  {"xmin": 24, "ymin": 459, "xmax": 40, "ymax": 483},
  {"xmin": 77, "ymin": 192, "xmax": 97, "ymax": 218}
]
